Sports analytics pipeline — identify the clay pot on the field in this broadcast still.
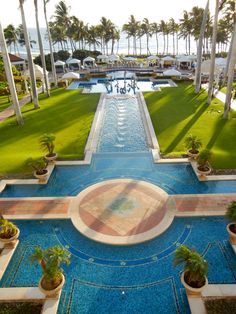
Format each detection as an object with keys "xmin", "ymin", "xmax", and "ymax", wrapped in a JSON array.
[
  {"xmin": 187, "ymin": 150, "xmax": 199, "ymax": 160},
  {"xmin": 44, "ymin": 153, "xmax": 57, "ymax": 163},
  {"xmin": 39, "ymin": 273, "xmax": 65, "ymax": 297},
  {"xmin": 34, "ymin": 169, "xmax": 48, "ymax": 181},
  {"xmin": 181, "ymin": 271, "xmax": 208, "ymax": 295},
  {"xmin": 227, "ymin": 223, "xmax": 236, "ymax": 245},
  {"xmin": 0, "ymin": 228, "xmax": 20, "ymax": 247}
]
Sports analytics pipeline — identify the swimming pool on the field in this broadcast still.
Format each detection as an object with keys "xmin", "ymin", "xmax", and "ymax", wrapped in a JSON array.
[
  {"xmin": 67, "ymin": 70, "xmax": 174, "ymax": 94},
  {"xmin": 1, "ymin": 216, "xmax": 235, "ymax": 313},
  {"xmin": 1, "ymin": 153, "xmax": 236, "ymax": 197}
]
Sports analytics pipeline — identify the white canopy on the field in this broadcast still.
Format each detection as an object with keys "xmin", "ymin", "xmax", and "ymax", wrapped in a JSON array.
[
  {"xmin": 177, "ymin": 56, "xmax": 192, "ymax": 63},
  {"xmin": 61, "ymin": 72, "xmax": 80, "ymax": 80},
  {"xmin": 66, "ymin": 58, "xmax": 81, "ymax": 65},
  {"xmin": 162, "ymin": 56, "xmax": 175, "ymax": 61},
  {"xmin": 83, "ymin": 56, "xmax": 95, "ymax": 67},
  {"xmin": 54, "ymin": 60, "xmax": 65, "ymax": 66},
  {"xmin": 108, "ymin": 54, "xmax": 120, "ymax": 62},
  {"xmin": 147, "ymin": 56, "xmax": 159, "ymax": 60},
  {"xmin": 123, "ymin": 56, "xmax": 137, "ymax": 62},
  {"xmin": 201, "ymin": 60, "xmax": 222, "ymax": 74},
  {"xmin": 163, "ymin": 69, "xmax": 182, "ymax": 76},
  {"xmin": 23, "ymin": 64, "xmax": 48, "ymax": 79},
  {"xmin": 83, "ymin": 56, "xmax": 95, "ymax": 62},
  {"xmin": 97, "ymin": 54, "xmax": 108, "ymax": 59}
]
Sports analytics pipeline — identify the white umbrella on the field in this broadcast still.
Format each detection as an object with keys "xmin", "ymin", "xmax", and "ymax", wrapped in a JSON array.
[
  {"xmin": 201, "ymin": 60, "xmax": 222, "ymax": 74},
  {"xmin": 23, "ymin": 64, "xmax": 48, "ymax": 79},
  {"xmin": 163, "ymin": 69, "xmax": 182, "ymax": 76},
  {"xmin": 61, "ymin": 72, "xmax": 80, "ymax": 79}
]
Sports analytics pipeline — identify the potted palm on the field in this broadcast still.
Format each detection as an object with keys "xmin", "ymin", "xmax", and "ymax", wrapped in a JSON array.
[
  {"xmin": 0, "ymin": 219, "xmax": 20, "ymax": 247},
  {"xmin": 173, "ymin": 245, "xmax": 208, "ymax": 295},
  {"xmin": 225, "ymin": 201, "xmax": 236, "ymax": 245},
  {"xmin": 197, "ymin": 149, "xmax": 212, "ymax": 177},
  {"xmin": 30, "ymin": 246, "xmax": 70, "ymax": 297},
  {"xmin": 27, "ymin": 157, "xmax": 48, "ymax": 180},
  {"xmin": 184, "ymin": 134, "xmax": 202, "ymax": 159},
  {"xmin": 40, "ymin": 133, "xmax": 57, "ymax": 162}
]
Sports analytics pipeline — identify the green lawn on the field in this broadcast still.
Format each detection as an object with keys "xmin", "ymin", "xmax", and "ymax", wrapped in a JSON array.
[
  {"xmin": 144, "ymin": 82, "xmax": 236, "ymax": 169},
  {"xmin": 0, "ymin": 94, "xmax": 26, "ymax": 112},
  {"xmin": 0, "ymin": 88, "xmax": 100, "ymax": 177},
  {"xmin": 220, "ymin": 82, "xmax": 236, "ymax": 94}
]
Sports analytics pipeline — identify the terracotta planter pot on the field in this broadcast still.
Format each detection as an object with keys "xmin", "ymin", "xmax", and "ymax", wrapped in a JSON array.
[
  {"xmin": 187, "ymin": 150, "xmax": 199, "ymax": 160},
  {"xmin": 181, "ymin": 271, "xmax": 208, "ymax": 295},
  {"xmin": 44, "ymin": 153, "xmax": 57, "ymax": 163},
  {"xmin": 227, "ymin": 223, "xmax": 236, "ymax": 245},
  {"xmin": 39, "ymin": 273, "xmax": 65, "ymax": 297},
  {"xmin": 197, "ymin": 166, "xmax": 211, "ymax": 177},
  {"xmin": 0, "ymin": 227, "xmax": 20, "ymax": 247},
  {"xmin": 34, "ymin": 169, "xmax": 48, "ymax": 181}
]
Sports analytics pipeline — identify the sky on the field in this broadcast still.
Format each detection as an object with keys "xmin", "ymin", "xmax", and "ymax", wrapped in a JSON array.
[{"xmin": 0, "ymin": 0, "xmax": 216, "ymax": 28}]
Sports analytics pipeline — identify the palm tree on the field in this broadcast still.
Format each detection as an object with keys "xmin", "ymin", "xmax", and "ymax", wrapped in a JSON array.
[
  {"xmin": 4, "ymin": 24, "xmax": 19, "ymax": 54},
  {"xmin": 151, "ymin": 22, "xmax": 159, "ymax": 55},
  {"xmin": 159, "ymin": 20, "xmax": 167, "ymax": 54},
  {"xmin": 122, "ymin": 23, "xmax": 131, "ymax": 55},
  {"xmin": 19, "ymin": 0, "xmax": 39, "ymax": 109},
  {"xmin": 223, "ymin": 19, "xmax": 236, "ymax": 119},
  {"xmin": 207, "ymin": 0, "xmax": 220, "ymax": 104},
  {"xmin": 43, "ymin": 0, "xmax": 57, "ymax": 88},
  {"xmin": 34, "ymin": 0, "xmax": 50, "ymax": 97},
  {"xmin": 195, "ymin": 0, "xmax": 209, "ymax": 93},
  {"xmin": 0, "ymin": 22, "xmax": 23, "ymax": 125},
  {"xmin": 54, "ymin": 0, "xmax": 72, "ymax": 50},
  {"xmin": 127, "ymin": 15, "xmax": 139, "ymax": 55},
  {"xmin": 141, "ymin": 18, "xmax": 152, "ymax": 56},
  {"xmin": 222, "ymin": 0, "xmax": 236, "ymax": 83},
  {"xmin": 169, "ymin": 18, "xmax": 178, "ymax": 55},
  {"xmin": 179, "ymin": 11, "xmax": 192, "ymax": 55},
  {"xmin": 17, "ymin": 24, "xmax": 36, "ymax": 48}
]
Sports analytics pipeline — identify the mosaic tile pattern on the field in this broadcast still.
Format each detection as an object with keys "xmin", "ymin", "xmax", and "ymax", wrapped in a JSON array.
[
  {"xmin": 1, "ymin": 153, "xmax": 236, "ymax": 197},
  {"xmin": 1, "ymin": 217, "xmax": 236, "ymax": 313}
]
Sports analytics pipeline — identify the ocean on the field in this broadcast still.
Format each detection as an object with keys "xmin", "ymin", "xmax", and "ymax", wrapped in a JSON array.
[{"xmin": 11, "ymin": 28, "xmax": 197, "ymax": 58}]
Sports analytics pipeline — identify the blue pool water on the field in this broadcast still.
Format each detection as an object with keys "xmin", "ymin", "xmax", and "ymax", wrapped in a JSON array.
[
  {"xmin": 67, "ymin": 71, "xmax": 172, "ymax": 94},
  {"xmin": 98, "ymin": 97, "xmax": 148, "ymax": 152},
  {"xmin": 1, "ymin": 217, "xmax": 236, "ymax": 313},
  {"xmin": 1, "ymin": 153, "xmax": 236, "ymax": 197}
]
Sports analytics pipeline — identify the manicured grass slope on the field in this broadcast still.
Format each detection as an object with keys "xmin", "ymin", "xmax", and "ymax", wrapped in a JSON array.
[
  {"xmin": 0, "ymin": 89, "xmax": 99, "ymax": 175},
  {"xmin": 144, "ymin": 82, "xmax": 236, "ymax": 169}
]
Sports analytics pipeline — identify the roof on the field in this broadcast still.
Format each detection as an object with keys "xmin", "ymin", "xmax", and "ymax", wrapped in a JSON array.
[
  {"xmin": 66, "ymin": 58, "xmax": 81, "ymax": 64},
  {"xmin": 54, "ymin": 60, "xmax": 65, "ymax": 66},
  {"xmin": 162, "ymin": 56, "xmax": 175, "ymax": 61},
  {"xmin": 83, "ymin": 56, "xmax": 95, "ymax": 62},
  {"xmin": 8, "ymin": 53, "xmax": 25, "ymax": 63}
]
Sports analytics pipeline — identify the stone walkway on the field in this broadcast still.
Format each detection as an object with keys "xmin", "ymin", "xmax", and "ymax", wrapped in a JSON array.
[{"xmin": 0, "ymin": 87, "xmax": 42, "ymax": 123}]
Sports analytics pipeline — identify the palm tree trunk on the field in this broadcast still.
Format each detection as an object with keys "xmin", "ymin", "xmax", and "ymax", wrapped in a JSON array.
[
  {"xmin": 166, "ymin": 34, "xmax": 169, "ymax": 54},
  {"xmin": 172, "ymin": 33, "xmax": 175, "ymax": 55},
  {"xmin": 223, "ymin": 21, "xmax": 236, "ymax": 119},
  {"xmin": 223, "ymin": 32, "xmax": 234, "ymax": 85},
  {"xmin": 195, "ymin": 0, "xmax": 209, "ymax": 93},
  {"xmin": 128, "ymin": 37, "xmax": 130, "ymax": 55},
  {"xmin": 176, "ymin": 32, "xmax": 179, "ymax": 55},
  {"xmin": 207, "ymin": 0, "xmax": 219, "ymax": 104},
  {"xmin": 35, "ymin": 0, "xmax": 50, "ymax": 97},
  {"xmin": 0, "ymin": 22, "xmax": 23, "ymax": 125},
  {"xmin": 155, "ymin": 33, "xmax": 158, "ymax": 54},
  {"xmin": 146, "ymin": 34, "xmax": 149, "ymax": 55},
  {"xmin": 163, "ymin": 35, "xmax": 166, "ymax": 54},
  {"xmin": 19, "ymin": 0, "xmax": 39, "ymax": 109}
]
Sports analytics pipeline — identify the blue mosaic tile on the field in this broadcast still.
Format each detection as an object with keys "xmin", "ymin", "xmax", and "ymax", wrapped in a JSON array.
[{"xmin": 0, "ymin": 217, "xmax": 236, "ymax": 313}]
